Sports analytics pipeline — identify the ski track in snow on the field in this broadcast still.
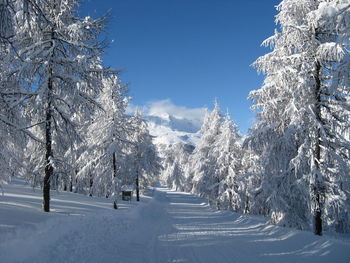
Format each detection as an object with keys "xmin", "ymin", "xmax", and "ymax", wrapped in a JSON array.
[{"xmin": 1, "ymin": 185, "xmax": 350, "ymax": 263}]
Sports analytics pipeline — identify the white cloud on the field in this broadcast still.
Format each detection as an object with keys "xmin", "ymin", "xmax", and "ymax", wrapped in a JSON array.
[
  {"xmin": 125, "ymin": 103, "xmax": 144, "ymax": 115},
  {"xmin": 126, "ymin": 99, "xmax": 207, "ymax": 130}
]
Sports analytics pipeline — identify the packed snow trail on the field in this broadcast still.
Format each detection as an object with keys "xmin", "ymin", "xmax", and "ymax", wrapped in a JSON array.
[
  {"xmin": 1, "ymin": 186, "xmax": 350, "ymax": 263},
  {"xmin": 110, "ymin": 187, "xmax": 349, "ymax": 263}
]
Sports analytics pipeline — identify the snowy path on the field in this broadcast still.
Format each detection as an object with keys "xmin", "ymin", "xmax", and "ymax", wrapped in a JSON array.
[
  {"xmin": 1, "ymin": 186, "xmax": 350, "ymax": 263},
  {"xmin": 110, "ymin": 187, "xmax": 350, "ymax": 263}
]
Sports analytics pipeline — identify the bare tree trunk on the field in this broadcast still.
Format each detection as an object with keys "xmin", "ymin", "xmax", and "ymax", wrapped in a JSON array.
[
  {"xmin": 136, "ymin": 168, "xmax": 140, "ymax": 202},
  {"xmin": 43, "ymin": 27, "xmax": 55, "ymax": 212},
  {"xmin": 89, "ymin": 173, "xmax": 93, "ymax": 196},
  {"xmin": 69, "ymin": 171, "xmax": 74, "ymax": 192},
  {"xmin": 113, "ymin": 152, "xmax": 118, "ymax": 209},
  {"xmin": 136, "ymin": 169, "xmax": 140, "ymax": 201},
  {"xmin": 313, "ymin": 60, "xmax": 323, "ymax": 236},
  {"xmin": 43, "ymin": 76, "xmax": 53, "ymax": 212},
  {"xmin": 135, "ymin": 148, "xmax": 140, "ymax": 202}
]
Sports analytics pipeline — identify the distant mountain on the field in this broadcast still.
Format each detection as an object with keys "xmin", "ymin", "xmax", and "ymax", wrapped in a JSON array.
[{"xmin": 143, "ymin": 113, "xmax": 201, "ymax": 146}]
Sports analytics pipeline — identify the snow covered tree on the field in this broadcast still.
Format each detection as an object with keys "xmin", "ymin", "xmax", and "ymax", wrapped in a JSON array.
[
  {"xmin": 77, "ymin": 75, "xmax": 130, "ymax": 207},
  {"xmin": 160, "ymin": 142, "xmax": 192, "ymax": 191},
  {"xmin": 215, "ymin": 113, "xmax": 242, "ymax": 210},
  {"xmin": 166, "ymin": 161, "xmax": 184, "ymax": 191},
  {"xmin": 0, "ymin": 56, "xmax": 26, "ymax": 185},
  {"xmin": 190, "ymin": 102, "xmax": 223, "ymax": 205},
  {"xmin": 250, "ymin": 0, "xmax": 350, "ymax": 234},
  {"xmin": 13, "ymin": 0, "xmax": 112, "ymax": 212},
  {"xmin": 0, "ymin": 0, "xmax": 35, "ymax": 185},
  {"xmin": 0, "ymin": 0, "xmax": 14, "ymax": 41},
  {"xmin": 236, "ymin": 145, "xmax": 262, "ymax": 215},
  {"xmin": 128, "ymin": 111, "xmax": 161, "ymax": 201},
  {"xmin": 186, "ymin": 103, "xmax": 243, "ymax": 209}
]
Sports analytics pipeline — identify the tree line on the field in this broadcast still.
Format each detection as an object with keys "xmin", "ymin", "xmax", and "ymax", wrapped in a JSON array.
[
  {"xmin": 0, "ymin": 0, "xmax": 160, "ymax": 211},
  {"xmin": 1, "ymin": 0, "xmax": 349, "ymax": 237},
  {"xmin": 160, "ymin": 0, "xmax": 350, "ymax": 236}
]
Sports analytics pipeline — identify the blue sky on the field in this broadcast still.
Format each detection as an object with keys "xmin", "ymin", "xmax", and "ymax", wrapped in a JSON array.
[{"xmin": 80, "ymin": 0, "xmax": 281, "ymax": 134}]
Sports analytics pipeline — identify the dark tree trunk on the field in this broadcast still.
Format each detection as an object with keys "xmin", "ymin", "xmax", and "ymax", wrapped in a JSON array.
[
  {"xmin": 244, "ymin": 193, "xmax": 249, "ymax": 214},
  {"xmin": 136, "ymin": 168, "xmax": 140, "ymax": 202},
  {"xmin": 313, "ymin": 60, "xmax": 323, "ymax": 236},
  {"xmin": 113, "ymin": 152, "xmax": 118, "ymax": 209},
  {"xmin": 215, "ymin": 178, "xmax": 220, "ymax": 210},
  {"xmin": 69, "ymin": 172, "xmax": 74, "ymax": 192},
  {"xmin": 43, "ymin": 27, "xmax": 56, "ymax": 212},
  {"xmin": 43, "ymin": 77, "xmax": 53, "ymax": 212},
  {"xmin": 89, "ymin": 174, "xmax": 93, "ymax": 197}
]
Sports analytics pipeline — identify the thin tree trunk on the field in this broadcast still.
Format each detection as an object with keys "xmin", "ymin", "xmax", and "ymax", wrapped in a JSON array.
[
  {"xmin": 69, "ymin": 171, "xmax": 74, "ymax": 192},
  {"xmin": 113, "ymin": 152, "xmax": 118, "ymax": 209},
  {"xmin": 135, "ymin": 148, "xmax": 140, "ymax": 202},
  {"xmin": 216, "ymin": 178, "xmax": 220, "ymax": 210},
  {"xmin": 43, "ymin": 76, "xmax": 53, "ymax": 212},
  {"xmin": 136, "ymin": 167, "xmax": 140, "ymax": 202},
  {"xmin": 89, "ymin": 174, "xmax": 93, "ymax": 196},
  {"xmin": 43, "ymin": 28, "xmax": 55, "ymax": 212},
  {"xmin": 314, "ymin": 60, "xmax": 323, "ymax": 236},
  {"xmin": 111, "ymin": 89, "xmax": 118, "ymax": 208}
]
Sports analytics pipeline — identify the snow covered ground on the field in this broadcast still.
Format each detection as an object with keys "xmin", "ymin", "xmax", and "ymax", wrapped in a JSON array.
[{"xmin": 1, "ymin": 181, "xmax": 350, "ymax": 263}]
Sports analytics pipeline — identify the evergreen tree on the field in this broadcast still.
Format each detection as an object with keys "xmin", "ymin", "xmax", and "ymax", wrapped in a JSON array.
[
  {"xmin": 215, "ymin": 114, "xmax": 242, "ymax": 210},
  {"xmin": 14, "ymin": 0, "xmax": 111, "ymax": 211},
  {"xmin": 191, "ymin": 102, "xmax": 223, "ymax": 205},
  {"xmin": 129, "ymin": 111, "xmax": 161, "ymax": 201},
  {"xmin": 77, "ymin": 75, "xmax": 129, "ymax": 206},
  {"xmin": 166, "ymin": 161, "xmax": 184, "ymax": 191},
  {"xmin": 0, "ymin": 0, "xmax": 35, "ymax": 185},
  {"xmin": 160, "ymin": 142, "xmax": 193, "ymax": 191},
  {"xmin": 250, "ymin": 0, "xmax": 350, "ymax": 234}
]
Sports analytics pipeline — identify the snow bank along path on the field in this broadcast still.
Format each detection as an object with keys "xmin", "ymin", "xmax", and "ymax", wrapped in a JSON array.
[{"xmin": 1, "ymin": 184, "xmax": 350, "ymax": 263}]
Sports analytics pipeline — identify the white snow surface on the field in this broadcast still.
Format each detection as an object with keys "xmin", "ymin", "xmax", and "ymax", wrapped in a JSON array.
[{"xmin": 1, "ymin": 180, "xmax": 350, "ymax": 263}]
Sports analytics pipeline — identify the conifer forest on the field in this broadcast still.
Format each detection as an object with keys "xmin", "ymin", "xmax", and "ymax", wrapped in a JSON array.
[{"xmin": 1, "ymin": 1, "xmax": 350, "ymax": 262}]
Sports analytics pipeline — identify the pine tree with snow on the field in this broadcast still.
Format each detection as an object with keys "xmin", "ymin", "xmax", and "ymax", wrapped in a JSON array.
[
  {"xmin": 13, "ymin": 0, "xmax": 112, "ymax": 212},
  {"xmin": 76, "ymin": 75, "xmax": 129, "ymax": 206},
  {"xmin": 166, "ymin": 161, "xmax": 184, "ymax": 191},
  {"xmin": 160, "ymin": 142, "xmax": 193, "ymax": 191},
  {"xmin": 250, "ymin": 0, "xmax": 350, "ymax": 234},
  {"xmin": 0, "ymin": 0, "xmax": 14, "ymax": 41},
  {"xmin": 215, "ymin": 113, "xmax": 242, "ymax": 210},
  {"xmin": 128, "ymin": 111, "xmax": 161, "ymax": 201},
  {"xmin": 190, "ymin": 102, "xmax": 223, "ymax": 205},
  {"xmin": 0, "ymin": 0, "xmax": 36, "ymax": 185}
]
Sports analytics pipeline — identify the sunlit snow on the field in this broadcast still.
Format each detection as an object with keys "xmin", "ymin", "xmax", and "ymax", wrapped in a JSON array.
[{"xmin": 0, "ymin": 180, "xmax": 349, "ymax": 263}]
